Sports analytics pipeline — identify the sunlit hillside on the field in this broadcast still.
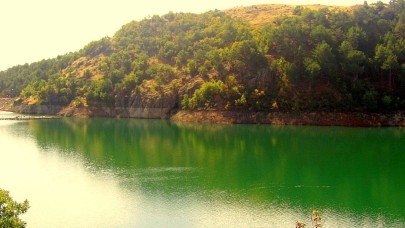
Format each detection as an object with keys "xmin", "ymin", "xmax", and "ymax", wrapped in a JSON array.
[
  {"xmin": 0, "ymin": 2, "xmax": 404, "ymax": 116},
  {"xmin": 224, "ymin": 4, "xmax": 354, "ymax": 27}
]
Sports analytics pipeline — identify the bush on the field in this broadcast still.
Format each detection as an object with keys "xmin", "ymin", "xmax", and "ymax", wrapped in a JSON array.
[
  {"xmin": 181, "ymin": 94, "xmax": 190, "ymax": 109},
  {"xmin": 235, "ymin": 94, "xmax": 247, "ymax": 106},
  {"xmin": 188, "ymin": 80, "xmax": 225, "ymax": 109}
]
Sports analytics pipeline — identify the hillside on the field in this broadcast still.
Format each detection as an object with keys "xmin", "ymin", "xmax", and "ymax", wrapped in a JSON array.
[{"xmin": 0, "ymin": 2, "xmax": 404, "ymax": 118}]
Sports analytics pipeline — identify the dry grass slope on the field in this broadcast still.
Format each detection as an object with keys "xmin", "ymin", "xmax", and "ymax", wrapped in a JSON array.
[
  {"xmin": 223, "ymin": 4, "xmax": 354, "ymax": 28},
  {"xmin": 61, "ymin": 55, "xmax": 105, "ymax": 80}
]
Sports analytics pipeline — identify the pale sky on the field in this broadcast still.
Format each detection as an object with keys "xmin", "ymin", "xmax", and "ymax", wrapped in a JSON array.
[{"xmin": 0, "ymin": 0, "xmax": 386, "ymax": 71}]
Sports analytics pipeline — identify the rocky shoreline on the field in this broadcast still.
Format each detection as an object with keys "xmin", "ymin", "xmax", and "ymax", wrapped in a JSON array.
[
  {"xmin": 171, "ymin": 110, "xmax": 405, "ymax": 127},
  {"xmin": 4, "ymin": 102, "xmax": 405, "ymax": 127}
]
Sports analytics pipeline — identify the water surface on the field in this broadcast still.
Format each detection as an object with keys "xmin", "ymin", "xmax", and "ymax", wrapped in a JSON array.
[{"xmin": 1, "ymin": 113, "xmax": 404, "ymax": 227}]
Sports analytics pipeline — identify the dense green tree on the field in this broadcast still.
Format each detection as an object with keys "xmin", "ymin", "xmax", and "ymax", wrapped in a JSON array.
[
  {"xmin": 375, "ymin": 42, "xmax": 399, "ymax": 89},
  {"xmin": 339, "ymin": 41, "xmax": 367, "ymax": 81},
  {"xmin": 312, "ymin": 41, "xmax": 338, "ymax": 81}
]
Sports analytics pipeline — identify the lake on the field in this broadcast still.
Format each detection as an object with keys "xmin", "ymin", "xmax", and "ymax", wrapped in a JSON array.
[{"xmin": 1, "ymin": 111, "xmax": 405, "ymax": 227}]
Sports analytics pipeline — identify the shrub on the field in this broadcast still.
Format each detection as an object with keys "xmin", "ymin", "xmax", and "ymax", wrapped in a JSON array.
[{"xmin": 188, "ymin": 80, "xmax": 225, "ymax": 109}]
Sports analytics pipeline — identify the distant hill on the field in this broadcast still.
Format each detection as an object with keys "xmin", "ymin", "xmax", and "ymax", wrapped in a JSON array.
[{"xmin": 0, "ymin": 2, "xmax": 404, "ymax": 117}]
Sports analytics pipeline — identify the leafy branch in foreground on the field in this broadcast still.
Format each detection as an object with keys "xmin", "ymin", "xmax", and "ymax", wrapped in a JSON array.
[{"xmin": 0, "ymin": 188, "xmax": 29, "ymax": 228}]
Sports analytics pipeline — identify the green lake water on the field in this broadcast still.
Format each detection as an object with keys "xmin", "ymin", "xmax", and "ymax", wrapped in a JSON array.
[{"xmin": 1, "ymin": 111, "xmax": 405, "ymax": 227}]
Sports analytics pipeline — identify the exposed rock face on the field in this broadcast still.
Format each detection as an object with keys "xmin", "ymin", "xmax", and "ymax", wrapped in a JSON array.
[
  {"xmin": 13, "ymin": 95, "xmax": 178, "ymax": 119},
  {"xmin": 112, "ymin": 80, "xmax": 178, "ymax": 118},
  {"xmin": 55, "ymin": 80, "xmax": 179, "ymax": 118},
  {"xmin": 9, "ymin": 101, "xmax": 405, "ymax": 127},
  {"xmin": 12, "ymin": 104, "xmax": 64, "ymax": 115},
  {"xmin": 118, "ymin": 80, "xmax": 178, "ymax": 118}
]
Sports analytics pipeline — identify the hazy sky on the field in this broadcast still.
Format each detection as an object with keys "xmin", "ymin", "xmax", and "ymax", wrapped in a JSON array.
[{"xmin": 0, "ymin": 0, "xmax": 386, "ymax": 71}]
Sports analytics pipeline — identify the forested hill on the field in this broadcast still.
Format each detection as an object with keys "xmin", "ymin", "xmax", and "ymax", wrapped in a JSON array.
[{"xmin": 0, "ymin": 1, "xmax": 404, "ymax": 117}]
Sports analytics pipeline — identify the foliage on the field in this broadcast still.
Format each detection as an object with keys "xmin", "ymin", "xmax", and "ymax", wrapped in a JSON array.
[
  {"xmin": 0, "ymin": 2, "xmax": 404, "ymax": 113},
  {"xmin": 296, "ymin": 210, "xmax": 323, "ymax": 228},
  {"xmin": 185, "ymin": 80, "xmax": 226, "ymax": 109},
  {"xmin": 0, "ymin": 188, "xmax": 29, "ymax": 228}
]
